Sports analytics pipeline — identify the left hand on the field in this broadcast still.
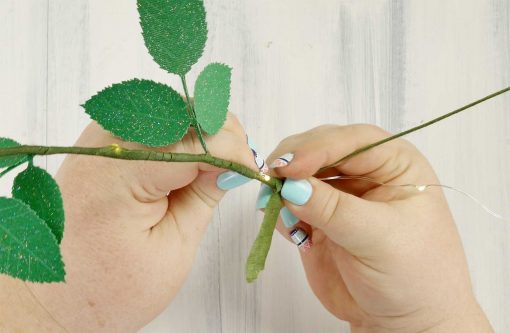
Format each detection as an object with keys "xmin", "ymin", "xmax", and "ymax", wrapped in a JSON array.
[{"xmin": 0, "ymin": 113, "xmax": 258, "ymax": 332}]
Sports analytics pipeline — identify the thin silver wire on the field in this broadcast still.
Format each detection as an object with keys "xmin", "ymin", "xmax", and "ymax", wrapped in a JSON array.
[{"xmin": 318, "ymin": 175, "xmax": 509, "ymax": 222}]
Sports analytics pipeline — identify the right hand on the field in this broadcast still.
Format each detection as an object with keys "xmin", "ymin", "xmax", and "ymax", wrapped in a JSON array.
[{"xmin": 263, "ymin": 124, "xmax": 492, "ymax": 332}]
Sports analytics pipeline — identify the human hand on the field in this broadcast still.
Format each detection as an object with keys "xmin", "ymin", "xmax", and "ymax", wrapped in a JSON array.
[
  {"xmin": 0, "ymin": 113, "xmax": 259, "ymax": 332},
  {"xmin": 260, "ymin": 124, "xmax": 493, "ymax": 332}
]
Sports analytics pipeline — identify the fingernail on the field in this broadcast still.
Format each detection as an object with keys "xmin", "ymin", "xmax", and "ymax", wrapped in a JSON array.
[
  {"xmin": 216, "ymin": 171, "xmax": 251, "ymax": 190},
  {"xmin": 281, "ymin": 178, "xmax": 312, "ymax": 206},
  {"xmin": 247, "ymin": 137, "xmax": 268, "ymax": 173},
  {"xmin": 254, "ymin": 153, "xmax": 269, "ymax": 173},
  {"xmin": 280, "ymin": 207, "xmax": 299, "ymax": 228},
  {"xmin": 255, "ymin": 184, "xmax": 273, "ymax": 209},
  {"xmin": 290, "ymin": 228, "xmax": 313, "ymax": 252},
  {"xmin": 247, "ymin": 136, "xmax": 258, "ymax": 151},
  {"xmin": 269, "ymin": 153, "xmax": 294, "ymax": 168}
]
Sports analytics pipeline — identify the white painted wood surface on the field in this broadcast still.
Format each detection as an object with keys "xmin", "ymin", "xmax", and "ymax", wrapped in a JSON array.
[{"xmin": 1, "ymin": 1, "xmax": 509, "ymax": 332}]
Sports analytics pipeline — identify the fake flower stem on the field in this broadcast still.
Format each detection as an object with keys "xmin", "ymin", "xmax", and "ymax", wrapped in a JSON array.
[
  {"xmin": 0, "ymin": 144, "xmax": 281, "ymax": 190},
  {"xmin": 321, "ymin": 86, "xmax": 510, "ymax": 171}
]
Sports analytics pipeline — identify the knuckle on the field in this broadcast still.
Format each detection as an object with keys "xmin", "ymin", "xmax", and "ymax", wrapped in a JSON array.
[
  {"xmin": 130, "ymin": 180, "xmax": 161, "ymax": 203},
  {"xmin": 351, "ymin": 123, "xmax": 388, "ymax": 135},
  {"xmin": 235, "ymin": 146, "xmax": 255, "ymax": 168},
  {"xmin": 223, "ymin": 112, "xmax": 245, "ymax": 136},
  {"xmin": 176, "ymin": 130, "xmax": 202, "ymax": 154},
  {"xmin": 317, "ymin": 188, "xmax": 342, "ymax": 230},
  {"xmin": 307, "ymin": 125, "xmax": 342, "ymax": 142},
  {"xmin": 279, "ymin": 133, "xmax": 300, "ymax": 146},
  {"xmin": 226, "ymin": 111, "xmax": 239, "ymax": 123},
  {"xmin": 310, "ymin": 124, "xmax": 339, "ymax": 135},
  {"xmin": 189, "ymin": 182, "xmax": 220, "ymax": 209}
]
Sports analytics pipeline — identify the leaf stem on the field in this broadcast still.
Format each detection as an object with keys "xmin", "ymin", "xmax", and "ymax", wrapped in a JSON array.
[
  {"xmin": 0, "ymin": 145, "xmax": 281, "ymax": 190},
  {"xmin": 320, "ymin": 86, "xmax": 510, "ymax": 171},
  {"xmin": 180, "ymin": 75, "xmax": 209, "ymax": 154},
  {"xmin": 0, "ymin": 159, "xmax": 28, "ymax": 178}
]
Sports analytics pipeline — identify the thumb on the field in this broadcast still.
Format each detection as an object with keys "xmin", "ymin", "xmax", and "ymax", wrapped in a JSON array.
[{"xmin": 282, "ymin": 177, "xmax": 397, "ymax": 254}]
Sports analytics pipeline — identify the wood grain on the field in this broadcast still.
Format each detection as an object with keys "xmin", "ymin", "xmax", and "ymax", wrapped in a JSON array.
[{"xmin": 0, "ymin": 1, "xmax": 508, "ymax": 332}]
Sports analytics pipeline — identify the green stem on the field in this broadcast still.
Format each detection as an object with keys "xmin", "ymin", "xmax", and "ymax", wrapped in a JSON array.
[
  {"xmin": 245, "ymin": 191, "xmax": 283, "ymax": 283},
  {"xmin": 0, "ymin": 145, "xmax": 282, "ymax": 190},
  {"xmin": 180, "ymin": 75, "xmax": 209, "ymax": 154},
  {"xmin": 320, "ymin": 86, "xmax": 510, "ymax": 172}
]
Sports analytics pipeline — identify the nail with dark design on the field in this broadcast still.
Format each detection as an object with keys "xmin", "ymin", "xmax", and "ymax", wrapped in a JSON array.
[
  {"xmin": 254, "ymin": 152, "xmax": 269, "ymax": 173},
  {"xmin": 247, "ymin": 136, "xmax": 269, "ymax": 173},
  {"xmin": 270, "ymin": 153, "xmax": 294, "ymax": 168},
  {"xmin": 290, "ymin": 228, "xmax": 312, "ymax": 252}
]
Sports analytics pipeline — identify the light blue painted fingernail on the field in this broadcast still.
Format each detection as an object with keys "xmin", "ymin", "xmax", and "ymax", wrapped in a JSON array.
[
  {"xmin": 280, "ymin": 207, "xmax": 299, "ymax": 228},
  {"xmin": 281, "ymin": 178, "xmax": 312, "ymax": 206},
  {"xmin": 255, "ymin": 184, "xmax": 273, "ymax": 209},
  {"xmin": 216, "ymin": 171, "xmax": 251, "ymax": 190}
]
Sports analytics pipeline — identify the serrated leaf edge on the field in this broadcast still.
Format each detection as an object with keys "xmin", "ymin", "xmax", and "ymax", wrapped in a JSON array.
[{"xmin": 0, "ymin": 198, "xmax": 65, "ymax": 282}]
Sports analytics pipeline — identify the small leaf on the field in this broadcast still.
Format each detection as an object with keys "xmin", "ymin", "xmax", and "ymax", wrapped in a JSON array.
[
  {"xmin": 12, "ymin": 165, "xmax": 65, "ymax": 244},
  {"xmin": 138, "ymin": 0, "xmax": 208, "ymax": 75},
  {"xmin": 0, "ymin": 138, "xmax": 28, "ymax": 168},
  {"xmin": 82, "ymin": 79, "xmax": 190, "ymax": 147},
  {"xmin": 0, "ymin": 197, "xmax": 65, "ymax": 282},
  {"xmin": 194, "ymin": 63, "xmax": 232, "ymax": 135},
  {"xmin": 245, "ymin": 191, "xmax": 283, "ymax": 283}
]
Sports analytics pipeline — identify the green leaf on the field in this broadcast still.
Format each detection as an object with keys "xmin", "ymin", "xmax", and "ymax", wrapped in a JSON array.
[
  {"xmin": 0, "ymin": 197, "xmax": 65, "ymax": 282},
  {"xmin": 194, "ymin": 63, "xmax": 232, "ymax": 135},
  {"xmin": 138, "ymin": 0, "xmax": 208, "ymax": 76},
  {"xmin": 0, "ymin": 138, "xmax": 28, "ymax": 168},
  {"xmin": 82, "ymin": 79, "xmax": 190, "ymax": 147},
  {"xmin": 12, "ymin": 165, "xmax": 65, "ymax": 244},
  {"xmin": 245, "ymin": 191, "xmax": 283, "ymax": 283}
]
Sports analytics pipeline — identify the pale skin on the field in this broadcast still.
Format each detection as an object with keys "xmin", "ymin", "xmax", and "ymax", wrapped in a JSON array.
[
  {"xmin": 0, "ymin": 113, "xmax": 258, "ymax": 332},
  {"xmin": 268, "ymin": 124, "xmax": 493, "ymax": 332},
  {"xmin": 0, "ymin": 120, "xmax": 493, "ymax": 332}
]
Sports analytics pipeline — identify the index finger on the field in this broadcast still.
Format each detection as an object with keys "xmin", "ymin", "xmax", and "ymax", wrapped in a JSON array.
[{"xmin": 266, "ymin": 124, "xmax": 438, "ymax": 191}]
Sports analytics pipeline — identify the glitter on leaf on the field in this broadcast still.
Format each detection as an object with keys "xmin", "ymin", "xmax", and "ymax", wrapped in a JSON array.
[
  {"xmin": 138, "ymin": 0, "xmax": 208, "ymax": 76},
  {"xmin": 12, "ymin": 164, "xmax": 65, "ymax": 244},
  {"xmin": 0, "ymin": 197, "xmax": 65, "ymax": 282},
  {"xmin": 194, "ymin": 63, "xmax": 232, "ymax": 135},
  {"xmin": 0, "ymin": 137, "xmax": 28, "ymax": 168},
  {"xmin": 82, "ymin": 79, "xmax": 190, "ymax": 147}
]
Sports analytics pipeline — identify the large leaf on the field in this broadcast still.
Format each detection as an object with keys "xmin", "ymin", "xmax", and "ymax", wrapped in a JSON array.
[
  {"xmin": 82, "ymin": 79, "xmax": 190, "ymax": 147},
  {"xmin": 138, "ymin": 0, "xmax": 208, "ymax": 76},
  {"xmin": 0, "ymin": 197, "xmax": 65, "ymax": 282},
  {"xmin": 245, "ymin": 191, "xmax": 282, "ymax": 283},
  {"xmin": 0, "ymin": 138, "xmax": 28, "ymax": 168},
  {"xmin": 194, "ymin": 63, "xmax": 232, "ymax": 135},
  {"xmin": 12, "ymin": 165, "xmax": 65, "ymax": 244}
]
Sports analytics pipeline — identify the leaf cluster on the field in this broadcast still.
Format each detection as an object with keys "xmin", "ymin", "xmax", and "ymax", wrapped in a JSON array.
[{"xmin": 0, "ymin": 0, "xmax": 269, "ymax": 284}]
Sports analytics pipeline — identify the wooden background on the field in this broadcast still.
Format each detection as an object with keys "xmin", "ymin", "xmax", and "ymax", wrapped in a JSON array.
[{"xmin": 1, "ymin": 1, "xmax": 509, "ymax": 332}]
